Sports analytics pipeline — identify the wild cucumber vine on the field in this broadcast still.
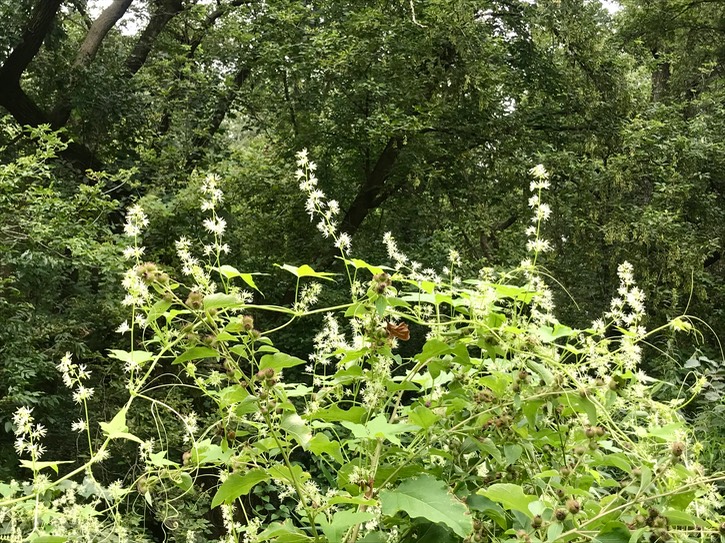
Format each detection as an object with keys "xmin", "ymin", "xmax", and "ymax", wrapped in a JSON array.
[{"xmin": 0, "ymin": 158, "xmax": 723, "ymax": 543}]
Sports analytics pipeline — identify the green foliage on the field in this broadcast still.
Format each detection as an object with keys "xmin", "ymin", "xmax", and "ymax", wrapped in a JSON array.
[{"xmin": 1, "ymin": 163, "xmax": 722, "ymax": 543}]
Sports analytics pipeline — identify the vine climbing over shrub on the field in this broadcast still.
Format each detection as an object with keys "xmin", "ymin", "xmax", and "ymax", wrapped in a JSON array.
[{"xmin": 0, "ymin": 157, "xmax": 723, "ymax": 543}]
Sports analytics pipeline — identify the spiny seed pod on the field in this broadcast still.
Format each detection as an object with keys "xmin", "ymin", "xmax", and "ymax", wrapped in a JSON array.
[
  {"xmin": 518, "ymin": 370, "xmax": 529, "ymax": 381},
  {"xmin": 579, "ymin": 388, "xmax": 589, "ymax": 398},
  {"xmin": 185, "ymin": 291, "xmax": 204, "ymax": 310},
  {"xmin": 372, "ymin": 272, "xmax": 392, "ymax": 294},
  {"xmin": 560, "ymin": 466, "xmax": 572, "ymax": 477},
  {"xmin": 226, "ymin": 430, "xmax": 236, "ymax": 441},
  {"xmin": 242, "ymin": 315, "xmax": 254, "ymax": 331},
  {"xmin": 532, "ymin": 515, "xmax": 543, "ymax": 529},
  {"xmin": 136, "ymin": 262, "xmax": 160, "ymax": 284},
  {"xmin": 653, "ymin": 528, "xmax": 670, "ymax": 542},
  {"xmin": 671, "ymin": 442, "xmax": 685, "ymax": 457},
  {"xmin": 632, "ymin": 467, "xmax": 642, "ymax": 477},
  {"xmin": 163, "ymin": 291, "xmax": 174, "ymax": 303},
  {"xmin": 182, "ymin": 451, "xmax": 191, "ymax": 466},
  {"xmin": 566, "ymin": 499, "xmax": 580, "ymax": 515},
  {"xmin": 588, "ymin": 440, "xmax": 599, "ymax": 451},
  {"xmin": 555, "ymin": 488, "xmax": 565, "ymax": 498},
  {"xmin": 574, "ymin": 445, "xmax": 587, "ymax": 456},
  {"xmin": 648, "ymin": 507, "xmax": 660, "ymax": 519},
  {"xmin": 264, "ymin": 367, "xmax": 275, "ymax": 379},
  {"xmin": 516, "ymin": 529, "xmax": 530, "ymax": 541},
  {"xmin": 653, "ymin": 516, "xmax": 667, "ymax": 529},
  {"xmin": 585, "ymin": 427, "xmax": 597, "ymax": 438},
  {"xmin": 634, "ymin": 515, "xmax": 646, "ymax": 526},
  {"xmin": 595, "ymin": 426, "xmax": 605, "ymax": 437},
  {"xmin": 554, "ymin": 509, "xmax": 568, "ymax": 521},
  {"xmin": 608, "ymin": 378, "xmax": 620, "ymax": 390},
  {"xmin": 255, "ymin": 370, "xmax": 266, "ymax": 380},
  {"xmin": 249, "ymin": 329, "xmax": 261, "ymax": 340}
]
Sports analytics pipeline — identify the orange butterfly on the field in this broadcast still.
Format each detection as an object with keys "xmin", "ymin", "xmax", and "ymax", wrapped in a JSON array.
[{"xmin": 386, "ymin": 322, "xmax": 410, "ymax": 341}]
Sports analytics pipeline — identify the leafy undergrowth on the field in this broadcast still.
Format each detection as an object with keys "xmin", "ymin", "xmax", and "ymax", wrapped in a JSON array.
[{"xmin": 1, "ymin": 160, "xmax": 723, "ymax": 543}]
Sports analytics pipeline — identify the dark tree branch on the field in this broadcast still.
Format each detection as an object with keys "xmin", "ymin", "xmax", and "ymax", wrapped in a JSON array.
[
  {"xmin": 71, "ymin": 0, "xmax": 94, "ymax": 29},
  {"xmin": 0, "ymin": 0, "xmax": 101, "ymax": 169},
  {"xmin": 185, "ymin": 65, "xmax": 252, "ymax": 168},
  {"xmin": 0, "ymin": 0, "xmax": 63, "ymax": 82},
  {"xmin": 705, "ymin": 250, "xmax": 722, "ymax": 268},
  {"xmin": 188, "ymin": 0, "xmax": 248, "ymax": 56},
  {"xmin": 339, "ymin": 135, "xmax": 406, "ymax": 237},
  {"xmin": 51, "ymin": 0, "xmax": 136, "ymax": 127},
  {"xmin": 125, "ymin": 0, "xmax": 184, "ymax": 75}
]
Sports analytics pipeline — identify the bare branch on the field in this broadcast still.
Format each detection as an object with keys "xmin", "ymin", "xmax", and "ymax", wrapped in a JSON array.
[
  {"xmin": 73, "ymin": 0, "xmax": 134, "ymax": 70},
  {"xmin": 125, "ymin": 0, "xmax": 184, "ymax": 75}
]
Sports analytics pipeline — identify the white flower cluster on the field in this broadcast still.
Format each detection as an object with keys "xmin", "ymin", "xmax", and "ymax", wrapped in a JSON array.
[
  {"xmin": 176, "ymin": 236, "xmax": 215, "ymax": 293},
  {"xmin": 57, "ymin": 352, "xmax": 95, "ymax": 405},
  {"xmin": 201, "ymin": 173, "xmax": 224, "ymax": 212},
  {"xmin": 296, "ymin": 149, "xmax": 351, "ymax": 252},
  {"xmin": 308, "ymin": 313, "xmax": 348, "ymax": 367},
  {"xmin": 123, "ymin": 204, "xmax": 149, "ymax": 238},
  {"xmin": 12, "ymin": 406, "xmax": 47, "ymax": 460},
  {"xmin": 382, "ymin": 231, "xmax": 443, "ymax": 285},
  {"xmin": 200, "ymin": 173, "xmax": 231, "ymax": 256},
  {"xmin": 294, "ymin": 281, "xmax": 322, "ymax": 313},
  {"xmin": 607, "ymin": 262, "xmax": 646, "ymax": 332},
  {"xmin": 525, "ymin": 164, "xmax": 553, "ymax": 255},
  {"xmin": 606, "ymin": 261, "xmax": 647, "ymax": 370}
]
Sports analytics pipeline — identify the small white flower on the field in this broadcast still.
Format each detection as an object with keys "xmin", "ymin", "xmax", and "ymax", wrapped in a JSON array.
[
  {"xmin": 116, "ymin": 321, "xmax": 131, "ymax": 334},
  {"xmin": 335, "ymin": 233, "xmax": 351, "ymax": 251},
  {"xmin": 203, "ymin": 217, "xmax": 227, "ymax": 236},
  {"xmin": 71, "ymin": 419, "xmax": 88, "ymax": 433}
]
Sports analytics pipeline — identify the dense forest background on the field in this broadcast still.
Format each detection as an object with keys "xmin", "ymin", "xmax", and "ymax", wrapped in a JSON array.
[{"xmin": 0, "ymin": 0, "xmax": 723, "ymax": 508}]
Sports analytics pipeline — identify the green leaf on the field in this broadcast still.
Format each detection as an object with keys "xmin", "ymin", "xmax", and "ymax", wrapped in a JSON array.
[
  {"xmin": 100, "ymin": 407, "xmax": 129, "ymax": 437},
  {"xmin": 319, "ymin": 510, "xmax": 375, "ymax": 543},
  {"xmin": 258, "ymin": 520, "xmax": 313, "ymax": 542},
  {"xmin": 380, "ymin": 475, "xmax": 473, "ymax": 538},
  {"xmin": 173, "ymin": 346, "xmax": 218, "ymax": 365},
  {"xmin": 147, "ymin": 450, "xmax": 178, "ymax": 467},
  {"xmin": 308, "ymin": 433, "xmax": 344, "ymax": 463},
  {"xmin": 259, "ymin": 352, "xmax": 306, "ymax": 372},
  {"xmin": 30, "ymin": 537, "xmax": 68, "ymax": 543},
  {"xmin": 212, "ymin": 469, "xmax": 270, "ymax": 508},
  {"xmin": 662, "ymin": 509, "xmax": 708, "ymax": 527},
  {"xmin": 277, "ymin": 263, "xmax": 337, "ymax": 281},
  {"xmin": 466, "ymin": 495, "xmax": 507, "ymax": 529},
  {"xmin": 268, "ymin": 464, "xmax": 310, "ymax": 485},
  {"xmin": 547, "ymin": 522, "xmax": 564, "ymax": 542},
  {"xmin": 214, "ymin": 266, "xmax": 265, "ymax": 291},
  {"xmin": 341, "ymin": 415, "xmax": 417, "ymax": 446},
  {"xmin": 204, "ymin": 292, "xmax": 243, "ymax": 310},
  {"xmin": 19, "ymin": 460, "xmax": 73, "ymax": 473},
  {"xmin": 479, "ymin": 484, "xmax": 538, "ymax": 518},
  {"xmin": 504, "ymin": 444, "xmax": 523, "ymax": 466},
  {"xmin": 280, "ymin": 413, "xmax": 312, "ymax": 448},
  {"xmin": 408, "ymin": 405, "xmax": 437, "ymax": 430},
  {"xmin": 341, "ymin": 257, "xmax": 387, "ymax": 275},
  {"xmin": 108, "ymin": 349, "xmax": 154, "ymax": 365},
  {"xmin": 309, "ymin": 405, "xmax": 367, "ymax": 423},
  {"xmin": 593, "ymin": 522, "xmax": 631, "ymax": 543},
  {"xmin": 147, "ymin": 299, "xmax": 172, "ymax": 323},
  {"xmin": 415, "ymin": 339, "xmax": 452, "ymax": 363}
]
